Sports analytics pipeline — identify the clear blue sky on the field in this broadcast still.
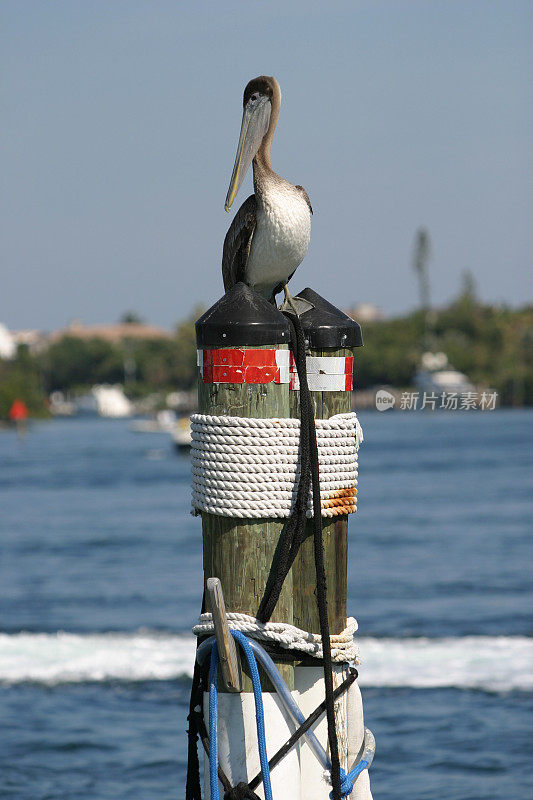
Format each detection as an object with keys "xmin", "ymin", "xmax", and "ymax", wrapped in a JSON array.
[{"xmin": 2, "ymin": 0, "xmax": 531, "ymax": 330}]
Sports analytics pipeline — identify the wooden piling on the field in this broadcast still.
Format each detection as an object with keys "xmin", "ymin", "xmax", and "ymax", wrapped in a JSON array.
[
  {"xmin": 288, "ymin": 289, "xmax": 363, "ymax": 637},
  {"xmin": 196, "ymin": 283, "xmax": 294, "ymax": 690}
]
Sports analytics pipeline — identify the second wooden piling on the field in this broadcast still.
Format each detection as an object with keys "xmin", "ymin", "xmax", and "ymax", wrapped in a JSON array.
[{"xmin": 289, "ymin": 288, "xmax": 363, "ymax": 638}]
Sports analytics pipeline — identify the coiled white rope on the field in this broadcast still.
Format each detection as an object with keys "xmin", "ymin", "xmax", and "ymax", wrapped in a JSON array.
[
  {"xmin": 191, "ymin": 412, "xmax": 363, "ymax": 518},
  {"xmin": 193, "ymin": 613, "xmax": 360, "ymax": 663}
]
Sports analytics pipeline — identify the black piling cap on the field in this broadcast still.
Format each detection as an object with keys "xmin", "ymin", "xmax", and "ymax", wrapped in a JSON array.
[
  {"xmin": 196, "ymin": 282, "xmax": 290, "ymax": 347},
  {"xmin": 294, "ymin": 288, "xmax": 363, "ymax": 349}
]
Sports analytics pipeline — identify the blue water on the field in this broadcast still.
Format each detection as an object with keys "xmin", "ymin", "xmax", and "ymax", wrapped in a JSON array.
[{"xmin": 1, "ymin": 411, "xmax": 532, "ymax": 799}]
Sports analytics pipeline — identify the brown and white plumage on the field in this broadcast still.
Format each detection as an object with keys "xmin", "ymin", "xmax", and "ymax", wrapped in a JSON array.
[{"xmin": 222, "ymin": 76, "xmax": 312, "ymax": 303}]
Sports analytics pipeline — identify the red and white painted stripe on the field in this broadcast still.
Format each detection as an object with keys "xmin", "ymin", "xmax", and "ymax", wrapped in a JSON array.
[
  {"xmin": 197, "ymin": 349, "xmax": 353, "ymax": 390},
  {"xmin": 197, "ymin": 348, "xmax": 290, "ymax": 384}
]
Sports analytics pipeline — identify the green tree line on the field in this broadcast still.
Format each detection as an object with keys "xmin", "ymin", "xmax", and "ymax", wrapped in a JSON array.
[
  {"xmin": 356, "ymin": 295, "xmax": 532, "ymax": 405},
  {"xmin": 0, "ymin": 296, "xmax": 531, "ymax": 419}
]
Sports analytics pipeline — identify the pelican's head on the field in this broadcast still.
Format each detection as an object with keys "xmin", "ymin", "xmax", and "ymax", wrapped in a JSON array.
[{"xmin": 224, "ymin": 76, "xmax": 281, "ymax": 212}]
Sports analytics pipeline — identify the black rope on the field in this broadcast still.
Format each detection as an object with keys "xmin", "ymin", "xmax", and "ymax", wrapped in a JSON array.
[
  {"xmin": 193, "ymin": 667, "xmax": 358, "ymax": 796},
  {"xmin": 196, "ymin": 702, "xmax": 262, "ymax": 799},
  {"xmin": 291, "ymin": 312, "xmax": 342, "ymax": 800},
  {"xmin": 256, "ymin": 316, "xmax": 311, "ymax": 623},
  {"xmin": 186, "ymin": 592, "xmax": 206, "ymax": 800},
  {"xmin": 185, "ymin": 660, "xmax": 203, "ymax": 799},
  {"xmin": 224, "ymin": 784, "xmax": 263, "ymax": 800},
  {"xmin": 247, "ymin": 667, "xmax": 357, "ymax": 792},
  {"xmin": 192, "ymin": 706, "xmax": 239, "ymax": 796},
  {"xmin": 252, "ymin": 640, "xmax": 324, "ymax": 665}
]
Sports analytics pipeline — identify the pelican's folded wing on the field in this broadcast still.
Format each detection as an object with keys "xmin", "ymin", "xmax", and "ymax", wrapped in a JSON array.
[{"xmin": 222, "ymin": 194, "xmax": 257, "ymax": 291}]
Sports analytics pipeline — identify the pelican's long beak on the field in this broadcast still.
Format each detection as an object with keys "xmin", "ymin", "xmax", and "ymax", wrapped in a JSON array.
[{"xmin": 225, "ymin": 95, "xmax": 271, "ymax": 212}]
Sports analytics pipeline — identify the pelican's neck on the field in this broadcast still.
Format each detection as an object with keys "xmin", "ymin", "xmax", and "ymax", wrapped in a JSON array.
[
  {"xmin": 253, "ymin": 82, "xmax": 281, "ymax": 186},
  {"xmin": 252, "ymin": 149, "xmax": 274, "ymax": 189},
  {"xmin": 253, "ymin": 156, "xmax": 283, "ymax": 207}
]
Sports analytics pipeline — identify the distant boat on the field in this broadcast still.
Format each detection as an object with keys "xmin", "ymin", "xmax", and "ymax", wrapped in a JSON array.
[
  {"xmin": 130, "ymin": 409, "xmax": 177, "ymax": 434},
  {"xmin": 415, "ymin": 352, "xmax": 475, "ymax": 396},
  {"xmin": 49, "ymin": 391, "xmax": 76, "ymax": 417},
  {"xmin": 172, "ymin": 415, "xmax": 192, "ymax": 451},
  {"xmin": 76, "ymin": 385, "xmax": 133, "ymax": 418}
]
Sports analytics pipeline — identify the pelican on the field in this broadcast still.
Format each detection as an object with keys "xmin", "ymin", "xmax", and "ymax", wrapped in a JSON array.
[{"xmin": 222, "ymin": 76, "xmax": 312, "ymax": 305}]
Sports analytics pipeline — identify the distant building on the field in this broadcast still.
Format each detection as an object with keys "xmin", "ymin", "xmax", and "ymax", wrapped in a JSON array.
[
  {"xmin": 0, "ymin": 323, "xmax": 16, "ymax": 359},
  {"xmin": 344, "ymin": 303, "xmax": 385, "ymax": 323},
  {"xmin": 46, "ymin": 321, "xmax": 172, "ymax": 345},
  {"xmin": 10, "ymin": 329, "xmax": 44, "ymax": 352}
]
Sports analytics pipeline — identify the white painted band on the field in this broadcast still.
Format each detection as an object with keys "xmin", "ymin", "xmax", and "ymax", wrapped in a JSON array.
[
  {"xmin": 290, "ymin": 373, "xmax": 352, "ymax": 392},
  {"xmin": 289, "ymin": 355, "xmax": 354, "ymax": 391},
  {"xmin": 292, "ymin": 356, "xmax": 350, "ymax": 375},
  {"xmin": 275, "ymin": 349, "xmax": 291, "ymax": 368}
]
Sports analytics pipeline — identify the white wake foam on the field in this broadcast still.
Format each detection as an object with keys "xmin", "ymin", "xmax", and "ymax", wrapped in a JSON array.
[
  {"xmin": 356, "ymin": 636, "xmax": 532, "ymax": 692},
  {"xmin": 0, "ymin": 632, "xmax": 530, "ymax": 692},
  {"xmin": 0, "ymin": 631, "xmax": 195, "ymax": 685}
]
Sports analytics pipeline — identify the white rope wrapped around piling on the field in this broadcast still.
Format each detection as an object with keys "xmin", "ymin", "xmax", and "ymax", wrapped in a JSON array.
[
  {"xmin": 191, "ymin": 412, "xmax": 363, "ymax": 518},
  {"xmin": 193, "ymin": 612, "xmax": 360, "ymax": 663}
]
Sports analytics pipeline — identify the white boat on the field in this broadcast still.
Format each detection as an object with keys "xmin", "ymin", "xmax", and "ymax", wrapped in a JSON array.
[
  {"xmin": 415, "ymin": 352, "xmax": 475, "ymax": 395},
  {"xmin": 76, "ymin": 385, "xmax": 133, "ymax": 418},
  {"xmin": 130, "ymin": 409, "xmax": 177, "ymax": 433},
  {"xmin": 172, "ymin": 415, "xmax": 192, "ymax": 451},
  {"xmin": 49, "ymin": 391, "xmax": 76, "ymax": 417}
]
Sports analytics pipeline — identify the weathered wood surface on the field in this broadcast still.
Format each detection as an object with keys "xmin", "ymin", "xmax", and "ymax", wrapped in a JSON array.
[
  {"xmin": 199, "ymin": 344, "xmax": 294, "ymax": 690},
  {"xmin": 290, "ymin": 347, "xmax": 352, "ymax": 636}
]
